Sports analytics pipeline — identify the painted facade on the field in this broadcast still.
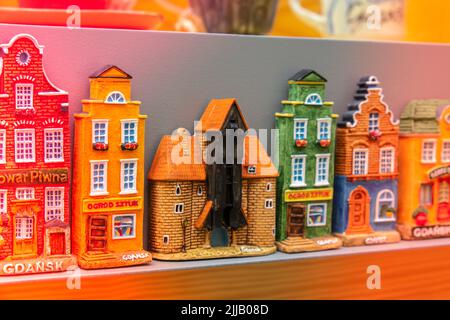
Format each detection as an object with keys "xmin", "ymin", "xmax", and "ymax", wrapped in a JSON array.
[
  {"xmin": 0, "ymin": 34, "xmax": 75, "ymax": 275},
  {"xmin": 148, "ymin": 98, "xmax": 278, "ymax": 260},
  {"xmin": 398, "ymin": 100, "xmax": 450, "ymax": 240},
  {"xmin": 333, "ymin": 76, "xmax": 401, "ymax": 246},
  {"xmin": 275, "ymin": 69, "xmax": 342, "ymax": 253},
  {"xmin": 72, "ymin": 66, "xmax": 151, "ymax": 269}
]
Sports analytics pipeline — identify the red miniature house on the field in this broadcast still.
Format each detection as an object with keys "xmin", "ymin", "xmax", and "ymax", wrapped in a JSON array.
[{"xmin": 0, "ymin": 34, "xmax": 75, "ymax": 275}]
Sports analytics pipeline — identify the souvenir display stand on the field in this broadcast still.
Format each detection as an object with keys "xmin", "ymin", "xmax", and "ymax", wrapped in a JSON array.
[{"xmin": 1, "ymin": 23, "xmax": 450, "ymax": 299}]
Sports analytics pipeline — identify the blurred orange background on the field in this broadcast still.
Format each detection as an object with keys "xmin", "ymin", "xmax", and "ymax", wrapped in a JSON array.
[{"xmin": 0, "ymin": 0, "xmax": 449, "ymax": 43}]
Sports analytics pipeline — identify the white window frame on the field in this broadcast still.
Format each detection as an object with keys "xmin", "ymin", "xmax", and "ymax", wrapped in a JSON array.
[
  {"xmin": 105, "ymin": 91, "xmax": 126, "ymax": 104},
  {"xmin": 175, "ymin": 184, "xmax": 182, "ymax": 196},
  {"xmin": 92, "ymin": 120, "xmax": 109, "ymax": 144},
  {"xmin": 375, "ymin": 189, "xmax": 396, "ymax": 222},
  {"xmin": 305, "ymin": 93, "xmax": 323, "ymax": 105},
  {"xmin": 368, "ymin": 112, "xmax": 380, "ymax": 132},
  {"xmin": 307, "ymin": 203, "xmax": 327, "ymax": 227},
  {"xmin": 266, "ymin": 183, "xmax": 272, "ymax": 192},
  {"xmin": 15, "ymin": 216, "xmax": 33, "ymax": 239},
  {"xmin": 248, "ymin": 166, "xmax": 256, "ymax": 174},
  {"xmin": 197, "ymin": 185, "xmax": 203, "ymax": 196},
  {"xmin": 16, "ymin": 187, "xmax": 35, "ymax": 200},
  {"xmin": 293, "ymin": 118, "xmax": 308, "ymax": 140},
  {"xmin": 112, "ymin": 214, "xmax": 136, "ymax": 240},
  {"xmin": 90, "ymin": 160, "xmax": 109, "ymax": 196},
  {"xmin": 14, "ymin": 129, "xmax": 35, "ymax": 163},
  {"xmin": 119, "ymin": 159, "xmax": 138, "ymax": 195},
  {"xmin": 15, "ymin": 83, "xmax": 33, "ymax": 109},
  {"xmin": 44, "ymin": 187, "xmax": 64, "ymax": 222},
  {"xmin": 420, "ymin": 183, "xmax": 433, "ymax": 206},
  {"xmin": 0, "ymin": 129, "xmax": 6, "ymax": 164},
  {"xmin": 291, "ymin": 155, "xmax": 307, "ymax": 187},
  {"xmin": 421, "ymin": 139, "xmax": 437, "ymax": 164},
  {"xmin": 442, "ymin": 140, "xmax": 450, "ymax": 163},
  {"xmin": 44, "ymin": 128, "xmax": 64, "ymax": 163},
  {"xmin": 0, "ymin": 190, "xmax": 7, "ymax": 214},
  {"xmin": 265, "ymin": 199, "xmax": 274, "ymax": 209},
  {"xmin": 121, "ymin": 119, "xmax": 138, "ymax": 144},
  {"xmin": 315, "ymin": 154, "xmax": 330, "ymax": 186},
  {"xmin": 316, "ymin": 118, "xmax": 332, "ymax": 140},
  {"xmin": 352, "ymin": 148, "xmax": 368, "ymax": 175},
  {"xmin": 379, "ymin": 147, "xmax": 395, "ymax": 174},
  {"xmin": 174, "ymin": 203, "xmax": 184, "ymax": 214}
]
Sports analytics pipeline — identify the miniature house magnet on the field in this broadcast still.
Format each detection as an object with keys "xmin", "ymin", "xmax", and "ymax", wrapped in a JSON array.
[
  {"xmin": 148, "ymin": 98, "xmax": 278, "ymax": 260},
  {"xmin": 0, "ymin": 34, "xmax": 76, "ymax": 275},
  {"xmin": 275, "ymin": 69, "xmax": 342, "ymax": 253},
  {"xmin": 72, "ymin": 66, "xmax": 151, "ymax": 269},
  {"xmin": 397, "ymin": 100, "xmax": 450, "ymax": 240},
  {"xmin": 332, "ymin": 76, "xmax": 401, "ymax": 246}
]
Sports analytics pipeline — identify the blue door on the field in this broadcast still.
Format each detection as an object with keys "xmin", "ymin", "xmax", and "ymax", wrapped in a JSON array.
[{"xmin": 211, "ymin": 226, "xmax": 229, "ymax": 247}]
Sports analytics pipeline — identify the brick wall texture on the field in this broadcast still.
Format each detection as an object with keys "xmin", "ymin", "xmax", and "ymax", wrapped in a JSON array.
[
  {"xmin": 0, "ymin": 36, "xmax": 70, "ymax": 260},
  {"xmin": 149, "ymin": 177, "xmax": 276, "ymax": 253},
  {"xmin": 335, "ymin": 89, "xmax": 399, "ymax": 177}
]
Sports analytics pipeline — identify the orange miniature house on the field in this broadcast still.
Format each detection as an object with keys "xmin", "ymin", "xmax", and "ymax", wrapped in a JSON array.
[
  {"xmin": 0, "ymin": 34, "xmax": 76, "ymax": 275},
  {"xmin": 398, "ymin": 100, "xmax": 450, "ymax": 240},
  {"xmin": 72, "ymin": 66, "xmax": 151, "ymax": 269},
  {"xmin": 332, "ymin": 76, "xmax": 401, "ymax": 246},
  {"xmin": 148, "ymin": 98, "xmax": 278, "ymax": 260}
]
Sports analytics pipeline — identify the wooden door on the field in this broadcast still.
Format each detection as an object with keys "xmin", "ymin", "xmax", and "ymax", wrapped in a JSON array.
[
  {"xmin": 287, "ymin": 204, "xmax": 305, "ymax": 237},
  {"xmin": 87, "ymin": 215, "xmax": 108, "ymax": 252},
  {"xmin": 347, "ymin": 187, "xmax": 372, "ymax": 234},
  {"xmin": 14, "ymin": 216, "xmax": 36, "ymax": 256},
  {"xmin": 50, "ymin": 232, "xmax": 66, "ymax": 255}
]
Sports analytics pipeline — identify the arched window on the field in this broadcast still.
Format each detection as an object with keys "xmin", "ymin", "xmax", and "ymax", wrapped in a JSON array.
[
  {"xmin": 305, "ymin": 93, "xmax": 322, "ymax": 106},
  {"xmin": 175, "ymin": 184, "xmax": 181, "ymax": 196},
  {"xmin": 105, "ymin": 91, "xmax": 126, "ymax": 104},
  {"xmin": 439, "ymin": 181, "xmax": 449, "ymax": 203},
  {"xmin": 375, "ymin": 190, "xmax": 396, "ymax": 222},
  {"xmin": 197, "ymin": 185, "xmax": 203, "ymax": 196}
]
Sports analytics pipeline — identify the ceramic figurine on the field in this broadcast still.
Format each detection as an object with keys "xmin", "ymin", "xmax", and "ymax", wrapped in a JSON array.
[
  {"xmin": 397, "ymin": 100, "xmax": 450, "ymax": 240},
  {"xmin": 0, "ymin": 34, "xmax": 76, "ymax": 275},
  {"xmin": 275, "ymin": 69, "xmax": 342, "ymax": 253},
  {"xmin": 332, "ymin": 76, "xmax": 401, "ymax": 246},
  {"xmin": 72, "ymin": 65, "xmax": 151, "ymax": 269},
  {"xmin": 148, "ymin": 98, "xmax": 278, "ymax": 260}
]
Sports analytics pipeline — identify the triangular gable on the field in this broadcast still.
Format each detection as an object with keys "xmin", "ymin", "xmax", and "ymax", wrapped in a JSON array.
[
  {"xmin": 289, "ymin": 69, "xmax": 327, "ymax": 83},
  {"xmin": 90, "ymin": 65, "xmax": 132, "ymax": 79},
  {"xmin": 195, "ymin": 98, "xmax": 249, "ymax": 132}
]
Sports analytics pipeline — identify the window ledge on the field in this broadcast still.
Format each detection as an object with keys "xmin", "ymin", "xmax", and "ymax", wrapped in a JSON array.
[
  {"xmin": 290, "ymin": 183, "xmax": 307, "ymax": 188},
  {"xmin": 89, "ymin": 192, "xmax": 109, "ymax": 197},
  {"xmin": 44, "ymin": 159, "xmax": 64, "ymax": 163},
  {"xmin": 118, "ymin": 191, "xmax": 138, "ymax": 196},
  {"xmin": 112, "ymin": 236, "xmax": 136, "ymax": 240},
  {"xmin": 374, "ymin": 218, "xmax": 396, "ymax": 223},
  {"xmin": 307, "ymin": 223, "xmax": 327, "ymax": 228},
  {"xmin": 314, "ymin": 182, "xmax": 330, "ymax": 187}
]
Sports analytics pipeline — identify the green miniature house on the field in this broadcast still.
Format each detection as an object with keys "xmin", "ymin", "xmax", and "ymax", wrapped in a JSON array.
[{"xmin": 275, "ymin": 69, "xmax": 342, "ymax": 253}]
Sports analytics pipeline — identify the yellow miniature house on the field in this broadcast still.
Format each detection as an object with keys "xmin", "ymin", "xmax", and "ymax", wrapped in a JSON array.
[{"xmin": 72, "ymin": 66, "xmax": 151, "ymax": 269}]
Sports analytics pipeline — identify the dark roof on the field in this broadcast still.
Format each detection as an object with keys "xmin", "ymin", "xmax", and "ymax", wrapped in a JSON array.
[
  {"xmin": 289, "ymin": 69, "xmax": 327, "ymax": 82},
  {"xmin": 89, "ymin": 65, "xmax": 133, "ymax": 79},
  {"xmin": 338, "ymin": 76, "xmax": 380, "ymax": 128}
]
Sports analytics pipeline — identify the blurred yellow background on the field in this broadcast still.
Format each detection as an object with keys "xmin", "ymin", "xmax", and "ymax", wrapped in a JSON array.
[{"xmin": 0, "ymin": 0, "xmax": 449, "ymax": 43}]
